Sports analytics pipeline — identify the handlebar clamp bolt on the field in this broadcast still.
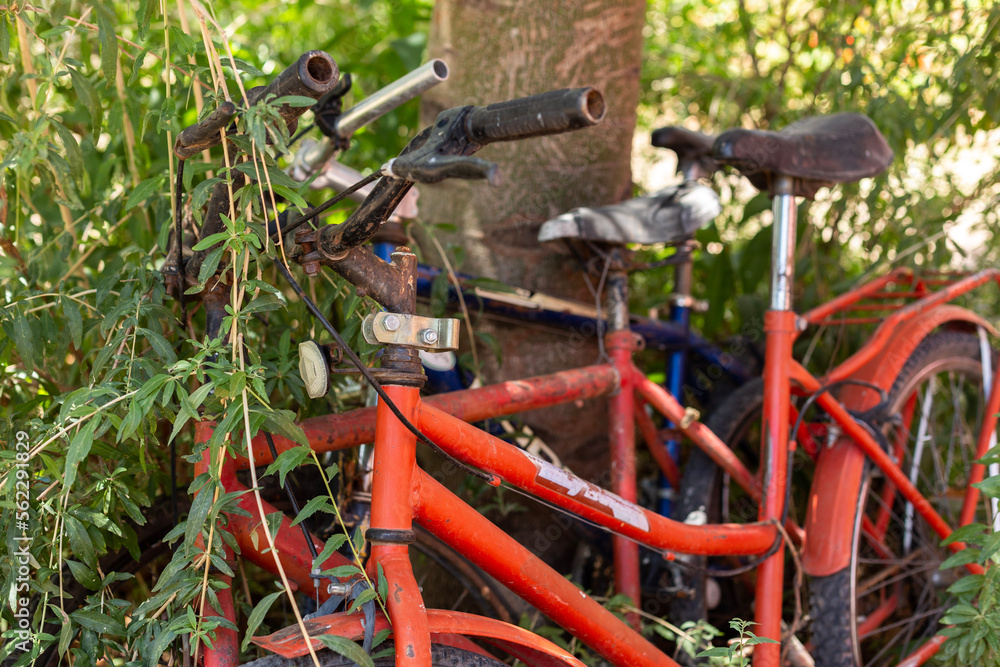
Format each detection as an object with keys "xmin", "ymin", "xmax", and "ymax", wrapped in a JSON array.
[
  {"xmin": 419, "ymin": 328, "xmax": 439, "ymax": 345},
  {"xmin": 382, "ymin": 314, "xmax": 401, "ymax": 332}
]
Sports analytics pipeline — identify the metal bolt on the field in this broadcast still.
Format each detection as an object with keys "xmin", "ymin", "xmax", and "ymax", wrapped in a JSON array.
[
  {"xmin": 326, "ymin": 581, "xmax": 351, "ymax": 596},
  {"xmin": 382, "ymin": 314, "xmax": 401, "ymax": 332},
  {"xmin": 419, "ymin": 328, "xmax": 439, "ymax": 345},
  {"xmin": 303, "ymin": 261, "xmax": 320, "ymax": 276}
]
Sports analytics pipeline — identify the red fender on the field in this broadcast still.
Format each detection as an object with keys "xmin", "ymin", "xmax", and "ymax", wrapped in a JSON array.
[
  {"xmin": 253, "ymin": 609, "xmax": 587, "ymax": 667},
  {"xmin": 802, "ymin": 305, "xmax": 996, "ymax": 577}
]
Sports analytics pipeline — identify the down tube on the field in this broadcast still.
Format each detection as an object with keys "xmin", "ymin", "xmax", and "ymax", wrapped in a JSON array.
[{"xmin": 412, "ymin": 469, "xmax": 677, "ymax": 667}]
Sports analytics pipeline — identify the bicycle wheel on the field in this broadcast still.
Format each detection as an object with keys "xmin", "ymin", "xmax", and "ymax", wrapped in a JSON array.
[
  {"xmin": 812, "ymin": 331, "xmax": 994, "ymax": 667},
  {"xmin": 240, "ymin": 643, "xmax": 507, "ymax": 666}
]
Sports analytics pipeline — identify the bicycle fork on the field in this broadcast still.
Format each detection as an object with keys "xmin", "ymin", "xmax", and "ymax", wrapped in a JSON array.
[{"xmin": 754, "ymin": 175, "xmax": 797, "ymax": 667}]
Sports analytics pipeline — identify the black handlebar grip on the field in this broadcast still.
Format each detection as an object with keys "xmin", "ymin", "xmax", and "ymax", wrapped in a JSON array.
[{"xmin": 465, "ymin": 87, "xmax": 605, "ymax": 145}]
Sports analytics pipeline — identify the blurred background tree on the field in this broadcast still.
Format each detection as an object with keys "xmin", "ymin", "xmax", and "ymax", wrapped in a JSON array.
[{"xmin": 0, "ymin": 0, "xmax": 998, "ymax": 664}]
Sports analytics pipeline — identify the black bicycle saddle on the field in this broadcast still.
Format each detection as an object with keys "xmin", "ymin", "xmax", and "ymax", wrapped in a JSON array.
[
  {"xmin": 537, "ymin": 182, "xmax": 721, "ymax": 246},
  {"xmin": 712, "ymin": 113, "xmax": 893, "ymax": 198}
]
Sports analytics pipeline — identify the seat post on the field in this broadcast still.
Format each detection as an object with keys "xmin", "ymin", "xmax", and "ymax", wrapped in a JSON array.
[
  {"xmin": 770, "ymin": 174, "xmax": 797, "ymax": 311},
  {"xmin": 753, "ymin": 172, "xmax": 799, "ymax": 667}
]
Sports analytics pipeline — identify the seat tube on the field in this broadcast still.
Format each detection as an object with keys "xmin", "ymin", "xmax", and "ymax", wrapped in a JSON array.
[
  {"xmin": 754, "ymin": 175, "xmax": 797, "ymax": 667},
  {"xmin": 604, "ymin": 253, "xmax": 641, "ymax": 629},
  {"xmin": 369, "ymin": 376, "xmax": 431, "ymax": 666}
]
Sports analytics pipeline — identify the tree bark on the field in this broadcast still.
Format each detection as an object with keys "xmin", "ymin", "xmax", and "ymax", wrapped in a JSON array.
[{"xmin": 418, "ymin": 1, "xmax": 645, "ymax": 504}]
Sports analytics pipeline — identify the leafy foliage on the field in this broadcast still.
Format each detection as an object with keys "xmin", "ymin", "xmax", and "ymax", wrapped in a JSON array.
[
  {"xmin": 1, "ymin": 0, "xmax": 999, "ymax": 664},
  {"xmin": 0, "ymin": 0, "xmax": 429, "ymax": 663}
]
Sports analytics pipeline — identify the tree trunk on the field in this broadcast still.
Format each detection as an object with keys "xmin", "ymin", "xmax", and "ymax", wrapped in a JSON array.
[{"xmin": 417, "ymin": 0, "xmax": 646, "ymax": 533}]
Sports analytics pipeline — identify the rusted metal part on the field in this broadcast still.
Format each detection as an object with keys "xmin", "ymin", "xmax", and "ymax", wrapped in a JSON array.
[
  {"xmin": 174, "ymin": 52, "xmax": 339, "ymax": 159},
  {"xmin": 897, "ymin": 635, "xmax": 947, "ymax": 667},
  {"xmin": 753, "ymin": 310, "xmax": 798, "ymax": 665},
  {"xmin": 633, "ymin": 401, "xmax": 680, "ymax": 488},
  {"xmin": 307, "ymin": 238, "xmax": 418, "ymax": 314},
  {"xmin": 202, "ymin": 275, "xmax": 230, "ymax": 340},
  {"xmin": 183, "ymin": 52, "xmax": 339, "ymax": 280},
  {"xmin": 253, "ymin": 608, "xmax": 586, "ymax": 666},
  {"xmin": 316, "ymin": 177, "xmax": 415, "ymax": 260},
  {"xmin": 415, "ymin": 401, "xmax": 777, "ymax": 555},
  {"xmin": 375, "ymin": 345, "xmax": 425, "ymax": 386},
  {"xmin": 173, "ymin": 101, "xmax": 237, "ymax": 160},
  {"xmin": 412, "ymin": 470, "xmax": 676, "ymax": 667},
  {"xmin": 230, "ymin": 364, "xmax": 619, "ymax": 470}
]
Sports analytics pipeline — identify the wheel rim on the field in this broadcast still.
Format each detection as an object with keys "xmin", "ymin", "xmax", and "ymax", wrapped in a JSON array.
[{"xmin": 849, "ymin": 354, "xmax": 990, "ymax": 666}]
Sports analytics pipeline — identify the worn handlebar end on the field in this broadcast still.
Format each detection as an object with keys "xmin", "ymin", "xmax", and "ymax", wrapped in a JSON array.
[
  {"xmin": 466, "ymin": 87, "xmax": 606, "ymax": 145},
  {"xmin": 174, "ymin": 51, "xmax": 339, "ymax": 161}
]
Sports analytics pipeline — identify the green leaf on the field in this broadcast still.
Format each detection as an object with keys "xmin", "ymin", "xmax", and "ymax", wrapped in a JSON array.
[
  {"xmin": 68, "ymin": 67, "xmax": 101, "ymax": 136},
  {"xmin": 51, "ymin": 119, "xmax": 85, "ymax": 186},
  {"xmin": 941, "ymin": 547, "xmax": 980, "ymax": 569},
  {"xmin": 11, "ymin": 310, "xmax": 35, "ymax": 370},
  {"xmin": 62, "ymin": 296, "xmax": 83, "ymax": 349},
  {"xmin": 317, "ymin": 636, "xmax": 374, "ymax": 667},
  {"xmin": 262, "ymin": 410, "xmax": 307, "ymax": 447},
  {"xmin": 349, "ymin": 588, "xmax": 378, "ymax": 612},
  {"xmin": 185, "ymin": 485, "xmax": 215, "ymax": 546},
  {"xmin": 273, "ymin": 95, "xmax": 320, "ymax": 108},
  {"xmin": 943, "ymin": 523, "xmax": 989, "ymax": 546},
  {"xmin": 64, "ymin": 514, "xmax": 98, "ymax": 568},
  {"xmin": 265, "ymin": 445, "xmax": 312, "ymax": 489},
  {"xmin": 128, "ymin": 175, "xmax": 165, "ymax": 210},
  {"xmin": 192, "ymin": 232, "xmax": 231, "ymax": 252},
  {"xmin": 696, "ymin": 647, "xmax": 733, "ymax": 658},
  {"xmin": 117, "ymin": 399, "xmax": 143, "ymax": 442},
  {"xmin": 136, "ymin": 0, "xmax": 156, "ymax": 40},
  {"xmin": 198, "ymin": 246, "xmax": 226, "ymax": 284},
  {"xmin": 0, "ymin": 15, "xmax": 9, "ymax": 61},
  {"xmin": 314, "ymin": 533, "xmax": 349, "ymax": 567},
  {"xmin": 96, "ymin": 6, "xmax": 118, "ymax": 82},
  {"xmin": 65, "ymin": 559, "xmax": 101, "ymax": 590},
  {"xmin": 241, "ymin": 589, "xmax": 284, "ymax": 651},
  {"xmin": 289, "ymin": 495, "xmax": 335, "ymax": 527},
  {"xmin": 948, "ymin": 574, "xmax": 986, "ymax": 596},
  {"xmin": 141, "ymin": 328, "xmax": 177, "ymax": 364},
  {"xmin": 64, "ymin": 419, "xmax": 98, "ymax": 491},
  {"xmin": 71, "ymin": 609, "xmax": 126, "ymax": 636}
]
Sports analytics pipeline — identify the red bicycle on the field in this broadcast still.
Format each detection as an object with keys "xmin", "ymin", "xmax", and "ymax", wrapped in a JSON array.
[{"xmin": 175, "ymin": 52, "xmax": 999, "ymax": 667}]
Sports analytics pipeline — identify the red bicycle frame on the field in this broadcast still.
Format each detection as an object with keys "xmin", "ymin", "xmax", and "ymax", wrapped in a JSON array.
[
  {"xmin": 195, "ymin": 271, "xmax": 999, "ymax": 667},
  {"xmin": 193, "ymin": 185, "xmax": 1000, "ymax": 665}
]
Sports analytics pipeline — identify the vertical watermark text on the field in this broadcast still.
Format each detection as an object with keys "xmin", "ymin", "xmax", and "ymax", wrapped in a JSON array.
[{"xmin": 11, "ymin": 430, "xmax": 33, "ymax": 653}]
